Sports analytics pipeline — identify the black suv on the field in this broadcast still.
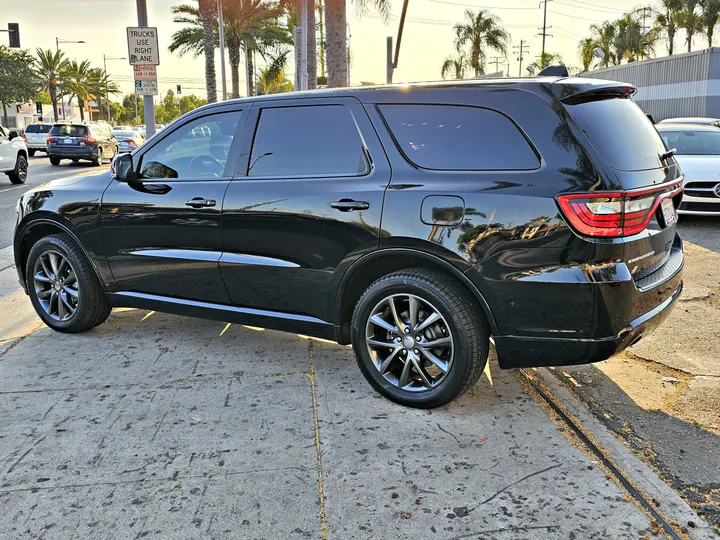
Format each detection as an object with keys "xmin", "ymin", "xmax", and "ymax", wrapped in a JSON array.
[
  {"xmin": 14, "ymin": 78, "xmax": 684, "ymax": 408},
  {"xmin": 47, "ymin": 122, "xmax": 117, "ymax": 166}
]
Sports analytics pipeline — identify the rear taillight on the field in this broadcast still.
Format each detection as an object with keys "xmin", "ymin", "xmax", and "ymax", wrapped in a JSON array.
[
  {"xmin": 46, "ymin": 137, "xmax": 56, "ymax": 144},
  {"xmin": 80, "ymin": 136, "xmax": 94, "ymax": 143},
  {"xmin": 22, "ymin": 135, "xmax": 27, "ymax": 142},
  {"xmin": 556, "ymin": 180, "xmax": 683, "ymax": 238}
]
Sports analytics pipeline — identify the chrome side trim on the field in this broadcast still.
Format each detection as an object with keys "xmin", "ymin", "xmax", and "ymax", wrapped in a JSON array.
[
  {"xmin": 219, "ymin": 252, "xmax": 300, "ymax": 268},
  {"xmin": 113, "ymin": 291, "xmax": 327, "ymax": 324},
  {"xmin": 130, "ymin": 249, "xmax": 222, "ymax": 262}
]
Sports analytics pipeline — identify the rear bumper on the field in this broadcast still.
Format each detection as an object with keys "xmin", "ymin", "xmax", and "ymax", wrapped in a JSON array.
[
  {"xmin": 48, "ymin": 146, "xmax": 98, "ymax": 159},
  {"xmin": 25, "ymin": 142, "xmax": 47, "ymax": 150},
  {"xmin": 678, "ymin": 193, "xmax": 720, "ymax": 215},
  {"xmin": 490, "ymin": 236, "xmax": 684, "ymax": 369}
]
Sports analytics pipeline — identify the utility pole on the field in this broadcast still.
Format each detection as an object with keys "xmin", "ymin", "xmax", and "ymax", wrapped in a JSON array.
[
  {"xmin": 217, "ymin": 0, "xmax": 227, "ymax": 99},
  {"xmin": 294, "ymin": 0, "xmax": 308, "ymax": 90},
  {"xmin": 489, "ymin": 56, "xmax": 503, "ymax": 74},
  {"xmin": 386, "ymin": 0, "xmax": 410, "ymax": 84},
  {"xmin": 538, "ymin": 0, "xmax": 552, "ymax": 60},
  {"xmin": 513, "ymin": 40, "xmax": 530, "ymax": 77},
  {"xmin": 136, "ymin": 0, "xmax": 155, "ymax": 137},
  {"xmin": 638, "ymin": 6, "xmax": 652, "ymax": 60}
]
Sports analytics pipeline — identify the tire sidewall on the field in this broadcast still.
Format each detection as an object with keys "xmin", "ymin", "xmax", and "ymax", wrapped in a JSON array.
[
  {"xmin": 26, "ymin": 237, "xmax": 85, "ymax": 332},
  {"xmin": 352, "ymin": 275, "xmax": 483, "ymax": 407}
]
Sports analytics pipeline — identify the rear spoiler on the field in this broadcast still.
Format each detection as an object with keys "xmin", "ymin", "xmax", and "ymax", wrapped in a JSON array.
[{"xmin": 552, "ymin": 78, "xmax": 637, "ymax": 105}]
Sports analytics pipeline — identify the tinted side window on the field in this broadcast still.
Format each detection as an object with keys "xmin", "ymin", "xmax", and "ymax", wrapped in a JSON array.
[
  {"xmin": 379, "ymin": 104, "xmax": 540, "ymax": 171},
  {"xmin": 248, "ymin": 105, "xmax": 369, "ymax": 177},
  {"xmin": 139, "ymin": 111, "xmax": 241, "ymax": 179}
]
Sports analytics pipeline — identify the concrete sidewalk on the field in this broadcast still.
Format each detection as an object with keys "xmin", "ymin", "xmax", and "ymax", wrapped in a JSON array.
[{"xmin": 0, "ymin": 309, "xmax": 671, "ymax": 539}]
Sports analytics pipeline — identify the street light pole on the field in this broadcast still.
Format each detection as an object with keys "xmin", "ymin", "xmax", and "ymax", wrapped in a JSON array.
[
  {"xmin": 103, "ymin": 54, "xmax": 126, "ymax": 123},
  {"xmin": 135, "ymin": 0, "xmax": 156, "ymax": 137},
  {"xmin": 217, "ymin": 0, "xmax": 227, "ymax": 100},
  {"xmin": 55, "ymin": 37, "xmax": 85, "ymax": 120}
]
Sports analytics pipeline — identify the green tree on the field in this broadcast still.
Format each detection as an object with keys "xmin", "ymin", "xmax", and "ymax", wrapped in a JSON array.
[
  {"xmin": 453, "ymin": 10, "xmax": 509, "ymax": 77},
  {"xmin": 613, "ymin": 13, "xmax": 644, "ymax": 63},
  {"xmin": 589, "ymin": 21, "xmax": 617, "ymax": 67},
  {"xmin": 257, "ymin": 52, "xmax": 293, "ymax": 94},
  {"xmin": 655, "ymin": 0, "xmax": 683, "ymax": 55},
  {"xmin": 441, "ymin": 45, "xmax": 468, "ymax": 79},
  {"xmin": 34, "ymin": 90, "xmax": 52, "ymax": 104},
  {"xmin": 179, "ymin": 94, "xmax": 204, "ymax": 114},
  {"xmin": 109, "ymin": 101, "xmax": 126, "ymax": 124},
  {"xmin": 33, "ymin": 48, "xmax": 68, "ymax": 122},
  {"xmin": 577, "ymin": 37, "xmax": 596, "ymax": 71},
  {"xmin": 121, "ymin": 93, "xmax": 143, "ymax": 124},
  {"xmin": 528, "ymin": 52, "xmax": 563, "ymax": 73},
  {"xmin": 678, "ymin": 0, "xmax": 703, "ymax": 51},
  {"xmin": 64, "ymin": 60, "xmax": 96, "ymax": 121},
  {"xmin": 0, "ymin": 47, "xmax": 37, "ymax": 126},
  {"xmin": 701, "ymin": 0, "xmax": 720, "ymax": 46},
  {"xmin": 161, "ymin": 90, "xmax": 181, "ymax": 122}
]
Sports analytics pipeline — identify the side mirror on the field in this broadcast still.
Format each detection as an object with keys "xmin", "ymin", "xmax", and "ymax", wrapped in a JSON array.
[
  {"xmin": 111, "ymin": 153, "xmax": 136, "ymax": 181},
  {"xmin": 8, "ymin": 130, "xmax": 19, "ymax": 141}
]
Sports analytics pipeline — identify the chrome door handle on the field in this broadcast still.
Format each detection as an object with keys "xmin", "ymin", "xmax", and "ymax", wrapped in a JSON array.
[
  {"xmin": 185, "ymin": 197, "xmax": 216, "ymax": 208},
  {"xmin": 330, "ymin": 200, "xmax": 370, "ymax": 212}
]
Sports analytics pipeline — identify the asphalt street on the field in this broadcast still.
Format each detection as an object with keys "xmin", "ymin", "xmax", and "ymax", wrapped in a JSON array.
[
  {"xmin": 0, "ymin": 163, "xmax": 716, "ymax": 538},
  {"xmin": 0, "ymin": 155, "xmax": 111, "ymax": 250}
]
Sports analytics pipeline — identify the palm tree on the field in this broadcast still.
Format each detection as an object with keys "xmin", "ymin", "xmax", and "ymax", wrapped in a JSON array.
[
  {"xmin": 441, "ymin": 46, "xmax": 468, "ymax": 79},
  {"xmin": 577, "ymin": 38, "xmax": 596, "ymax": 71},
  {"xmin": 453, "ymin": 10, "xmax": 509, "ymax": 77},
  {"xmin": 678, "ymin": 0, "xmax": 703, "ymax": 52},
  {"xmin": 88, "ymin": 67, "xmax": 119, "ymax": 121},
  {"xmin": 33, "ymin": 48, "xmax": 68, "ymax": 121},
  {"xmin": 589, "ymin": 21, "xmax": 616, "ymax": 67},
  {"xmin": 701, "ymin": 0, "xmax": 720, "ymax": 46},
  {"xmin": 614, "ymin": 13, "xmax": 643, "ymax": 63},
  {"xmin": 527, "ymin": 52, "xmax": 563, "ymax": 73},
  {"xmin": 257, "ymin": 51, "xmax": 293, "ymax": 93},
  {"xmin": 199, "ymin": 0, "xmax": 218, "ymax": 102},
  {"xmin": 325, "ymin": 0, "xmax": 390, "ymax": 87},
  {"xmin": 655, "ymin": 0, "xmax": 683, "ymax": 55},
  {"xmin": 64, "ymin": 60, "xmax": 95, "ymax": 121}
]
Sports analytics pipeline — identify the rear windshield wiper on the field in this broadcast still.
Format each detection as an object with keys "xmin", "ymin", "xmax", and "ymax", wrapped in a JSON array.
[{"xmin": 660, "ymin": 148, "xmax": 676, "ymax": 161}]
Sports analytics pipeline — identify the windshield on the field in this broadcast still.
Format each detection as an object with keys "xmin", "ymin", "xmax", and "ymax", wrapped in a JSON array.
[
  {"xmin": 659, "ymin": 130, "xmax": 720, "ymax": 155},
  {"xmin": 50, "ymin": 125, "xmax": 88, "ymax": 137},
  {"xmin": 566, "ymin": 97, "xmax": 667, "ymax": 171}
]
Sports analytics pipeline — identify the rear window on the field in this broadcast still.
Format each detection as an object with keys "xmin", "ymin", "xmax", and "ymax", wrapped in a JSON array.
[
  {"xmin": 566, "ymin": 98, "xmax": 667, "ymax": 171},
  {"xmin": 50, "ymin": 125, "xmax": 88, "ymax": 137},
  {"xmin": 379, "ymin": 104, "xmax": 540, "ymax": 171},
  {"xmin": 113, "ymin": 131, "xmax": 136, "ymax": 139},
  {"xmin": 26, "ymin": 124, "xmax": 52, "ymax": 134},
  {"xmin": 659, "ymin": 129, "xmax": 720, "ymax": 155}
]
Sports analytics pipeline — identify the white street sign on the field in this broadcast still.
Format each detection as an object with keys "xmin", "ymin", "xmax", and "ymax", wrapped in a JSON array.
[
  {"xmin": 126, "ymin": 27, "xmax": 159, "ymax": 65},
  {"xmin": 134, "ymin": 79, "xmax": 158, "ymax": 96},
  {"xmin": 133, "ymin": 65, "xmax": 157, "ymax": 81}
]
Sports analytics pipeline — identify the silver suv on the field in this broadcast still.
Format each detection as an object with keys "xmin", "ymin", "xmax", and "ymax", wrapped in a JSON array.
[{"xmin": 24, "ymin": 123, "xmax": 53, "ymax": 156}]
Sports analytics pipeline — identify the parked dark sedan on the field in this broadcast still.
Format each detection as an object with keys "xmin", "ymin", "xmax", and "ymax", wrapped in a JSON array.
[
  {"xmin": 14, "ymin": 77, "xmax": 684, "ymax": 407},
  {"xmin": 47, "ymin": 122, "xmax": 118, "ymax": 166}
]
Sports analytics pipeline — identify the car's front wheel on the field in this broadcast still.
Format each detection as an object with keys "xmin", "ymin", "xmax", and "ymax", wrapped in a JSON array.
[
  {"xmin": 352, "ymin": 269, "xmax": 489, "ymax": 408},
  {"xmin": 26, "ymin": 234, "xmax": 112, "ymax": 333},
  {"xmin": 49, "ymin": 157, "xmax": 60, "ymax": 166},
  {"xmin": 93, "ymin": 148, "xmax": 103, "ymax": 166}
]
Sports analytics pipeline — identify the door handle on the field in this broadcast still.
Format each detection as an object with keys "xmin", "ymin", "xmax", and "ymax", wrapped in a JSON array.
[
  {"xmin": 185, "ymin": 197, "xmax": 217, "ymax": 208},
  {"xmin": 330, "ymin": 199, "xmax": 370, "ymax": 212}
]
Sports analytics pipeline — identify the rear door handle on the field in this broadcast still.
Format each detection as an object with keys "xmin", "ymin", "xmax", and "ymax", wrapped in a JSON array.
[
  {"xmin": 330, "ymin": 200, "xmax": 370, "ymax": 212},
  {"xmin": 185, "ymin": 197, "xmax": 217, "ymax": 208}
]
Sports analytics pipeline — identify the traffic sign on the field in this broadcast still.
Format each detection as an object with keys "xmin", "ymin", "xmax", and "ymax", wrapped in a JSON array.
[
  {"xmin": 134, "ymin": 79, "xmax": 158, "ymax": 96},
  {"xmin": 133, "ymin": 65, "xmax": 157, "ymax": 81},
  {"xmin": 126, "ymin": 27, "xmax": 159, "ymax": 65}
]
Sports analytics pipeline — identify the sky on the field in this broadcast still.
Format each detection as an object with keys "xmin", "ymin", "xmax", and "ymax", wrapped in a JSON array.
[{"xmin": 7, "ymin": 0, "xmax": 668, "ymax": 100}]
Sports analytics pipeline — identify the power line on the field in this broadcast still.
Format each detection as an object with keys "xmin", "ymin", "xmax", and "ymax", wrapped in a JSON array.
[
  {"xmin": 555, "ymin": 0, "xmax": 628, "ymax": 12},
  {"xmin": 427, "ymin": 0, "xmax": 537, "ymax": 9},
  {"xmin": 548, "ymin": 9, "xmax": 606, "ymax": 23}
]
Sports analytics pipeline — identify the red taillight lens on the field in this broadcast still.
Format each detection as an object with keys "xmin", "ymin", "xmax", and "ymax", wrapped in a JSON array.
[
  {"xmin": 46, "ymin": 137, "xmax": 56, "ymax": 144},
  {"xmin": 22, "ymin": 135, "xmax": 27, "ymax": 142},
  {"xmin": 80, "ymin": 136, "xmax": 94, "ymax": 143},
  {"xmin": 556, "ymin": 180, "xmax": 683, "ymax": 238}
]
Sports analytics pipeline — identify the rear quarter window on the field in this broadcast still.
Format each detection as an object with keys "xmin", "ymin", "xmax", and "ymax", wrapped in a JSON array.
[
  {"xmin": 566, "ymin": 97, "xmax": 667, "ymax": 171},
  {"xmin": 378, "ymin": 104, "xmax": 540, "ymax": 171}
]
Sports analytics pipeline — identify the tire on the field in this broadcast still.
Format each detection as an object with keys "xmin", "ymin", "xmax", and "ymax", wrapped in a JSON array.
[
  {"xmin": 26, "ymin": 234, "xmax": 111, "ymax": 333},
  {"xmin": 50, "ymin": 157, "xmax": 61, "ymax": 166},
  {"xmin": 71, "ymin": 158, "xmax": 79, "ymax": 163},
  {"xmin": 351, "ymin": 269, "xmax": 490, "ymax": 408},
  {"xmin": 8, "ymin": 153, "xmax": 28, "ymax": 184},
  {"xmin": 93, "ymin": 148, "xmax": 103, "ymax": 166},
  {"xmin": 28, "ymin": 149, "xmax": 36, "ymax": 157}
]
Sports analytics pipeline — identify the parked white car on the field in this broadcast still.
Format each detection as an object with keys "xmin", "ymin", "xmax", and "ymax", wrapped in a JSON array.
[
  {"xmin": 658, "ymin": 117, "xmax": 720, "ymax": 128},
  {"xmin": 657, "ymin": 123, "xmax": 720, "ymax": 215},
  {"xmin": 24, "ymin": 123, "xmax": 54, "ymax": 156},
  {"xmin": 0, "ymin": 125, "xmax": 28, "ymax": 184}
]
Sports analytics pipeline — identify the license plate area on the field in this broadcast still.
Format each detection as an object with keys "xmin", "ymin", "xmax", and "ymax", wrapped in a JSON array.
[
  {"xmin": 62, "ymin": 138, "xmax": 73, "ymax": 144},
  {"xmin": 660, "ymin": 197, "xmax": 677, "ymax": 227}
]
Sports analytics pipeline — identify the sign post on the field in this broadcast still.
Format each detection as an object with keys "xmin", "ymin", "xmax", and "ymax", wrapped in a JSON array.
[{"xmin": 129, "ymin": 2, "xmax": 158, "ymax": 136}]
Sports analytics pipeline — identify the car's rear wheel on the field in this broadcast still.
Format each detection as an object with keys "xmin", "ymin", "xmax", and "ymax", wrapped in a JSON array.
[
  {"xmin": 49, "ymin": 157, "xmax": 60, "ymax": 166},
  {"xmin": 26, "ymin": 234, "xmax": 112, "ymax": 333},
  {"xmin": 28, "ymin": 149, "xmax": 36, "ymax": 157},
  {"xmin": 351, "ymin": 268, "xmax": 489, "ymax": 408},
  {"xmin": 8, "ymin": 153, "xmax": 27, "ymax": 184},
  {"xmin": 93, "ymin": 148, "xmax": 103, "ymax": 166}
]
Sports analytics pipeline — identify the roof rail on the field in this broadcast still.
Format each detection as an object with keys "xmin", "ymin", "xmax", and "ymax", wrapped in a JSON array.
[{"xmin": 538, "ymin": 65, "xmax": 569, "ymax": 77}]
